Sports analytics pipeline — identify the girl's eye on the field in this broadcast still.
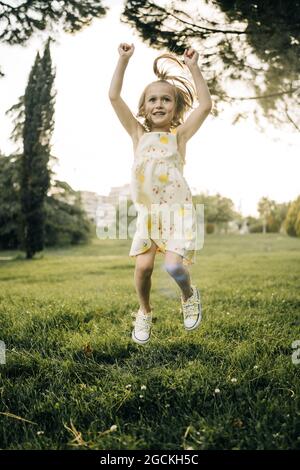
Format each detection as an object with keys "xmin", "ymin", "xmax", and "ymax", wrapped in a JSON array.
[{"xmin": 148, "ymin": 97, "xmax": 170, "ymax": 102}]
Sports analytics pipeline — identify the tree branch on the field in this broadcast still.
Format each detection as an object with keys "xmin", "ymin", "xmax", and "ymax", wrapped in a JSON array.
[
  {"xmin": 227, "ymin": 87, "xmax": 300, "ymax": 101},
  {"xmin": 283, "ymin": 101, "xmax": 300, "ymax": 132}
]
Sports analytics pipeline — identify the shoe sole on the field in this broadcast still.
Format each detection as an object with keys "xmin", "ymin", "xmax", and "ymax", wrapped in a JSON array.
[
  {"xmin": 132, "ymin": 330, "xmax": 151, "ymax": 345},
  {"xmin": 184, "ymin": 288, "xmax": 202, "ymax": 331}
]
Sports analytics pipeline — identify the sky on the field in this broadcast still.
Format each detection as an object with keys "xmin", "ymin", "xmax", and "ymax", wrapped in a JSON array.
[{"xmin": 0, "ymin": 0, "xmax": 299, "ymax": 217}]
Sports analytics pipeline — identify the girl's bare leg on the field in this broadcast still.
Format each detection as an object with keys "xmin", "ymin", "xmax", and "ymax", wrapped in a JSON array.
[
  {"xmin": 134, "ymin": 241, "xmax": 157, "ymax": 313},
  {"xmin": 164, "ymin": 251, "xmax": 193, "ymax": 301}
]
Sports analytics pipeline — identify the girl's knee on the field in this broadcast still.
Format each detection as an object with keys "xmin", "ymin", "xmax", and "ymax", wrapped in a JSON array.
[
  {"xmin": 164, "ymin": 262, "xmax": 180, "ymax": 275},
  {"xmin": 164, "ymin": 262, "xmax": 186, "ymax": 281},
  {"xmin": 165, "ymin": 263, "xmax": 189, "ymax": 283}
]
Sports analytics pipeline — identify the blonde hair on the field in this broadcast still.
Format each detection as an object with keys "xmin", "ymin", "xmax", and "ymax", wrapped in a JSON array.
[{"xmin": 137, "ymin": 53, "xmax": 196, "ymax": 131}]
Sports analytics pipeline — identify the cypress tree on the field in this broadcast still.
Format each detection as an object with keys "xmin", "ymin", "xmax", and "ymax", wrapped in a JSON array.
[{"xmin": 20, "ymin": 39, "xmax": 55, "ymax": 259}]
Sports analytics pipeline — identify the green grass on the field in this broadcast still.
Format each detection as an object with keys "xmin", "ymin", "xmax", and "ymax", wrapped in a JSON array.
[{"xmin": 0, "ymin": 234, "xmax": 299, "ymax": 450}]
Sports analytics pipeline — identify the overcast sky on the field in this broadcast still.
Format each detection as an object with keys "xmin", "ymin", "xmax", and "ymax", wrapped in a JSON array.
[{"xmin": 0, "ymin": 0, "xmax": 299, "ymax": 217}]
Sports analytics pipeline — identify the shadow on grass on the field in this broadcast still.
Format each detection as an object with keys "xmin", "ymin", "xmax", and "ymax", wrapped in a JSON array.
[{"xmin": 78, "ymin": 339, "xmax": 223, "ymax": 370}]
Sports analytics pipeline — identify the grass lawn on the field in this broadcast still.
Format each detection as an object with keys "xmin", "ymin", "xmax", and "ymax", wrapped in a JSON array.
[{"xmin": 0, "ymin": 233, "xmax": 299, "ymax": 450}]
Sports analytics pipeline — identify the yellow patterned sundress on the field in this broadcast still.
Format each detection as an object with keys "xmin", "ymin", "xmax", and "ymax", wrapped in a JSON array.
[{"xmin": 129, "ymin": 130, "xmax": 197, "ymax": 265}]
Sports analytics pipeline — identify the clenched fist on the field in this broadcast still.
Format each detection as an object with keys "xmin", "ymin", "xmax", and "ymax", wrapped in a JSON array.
[
  {"xmin": 183, "ymin": 48, "xmax": 199, "ymax": 67},
  {"xmin": 118, "ymin": 43, "xmax": 135, "ymax": 60}
]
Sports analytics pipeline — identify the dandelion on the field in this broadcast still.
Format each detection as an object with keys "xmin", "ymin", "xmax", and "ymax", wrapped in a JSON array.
[
  {"xmin": 36, "ymin": 431, "xmax": 44, "ymax": 436},
  {"xmin": 231, "ymin": 378, "xmax": 237, "ymax": 383},
  {"xmin": 110, "ymin": 425, "xmax": 117, "ymax": 432},
  {"xmin": 139, "ymin": 394, "xmax": 144, "ymax": 399},
  {"xmin": 253, "ymin": 365, "xmax": 259, "ymax": 369},
  {"xmin": 233, "ymin": 419, "xmax": 244, "ymax": 428},
  {"xmin": 125, "ymin": 384, "xmax": 132, "ymax": 389},
  {"xmin": 214, "ymin": 388, "xmax": 221, "ymax": 394},
  {"xmin": 141, "ymin": 385, "xmax": 147, "ymax": 391}
]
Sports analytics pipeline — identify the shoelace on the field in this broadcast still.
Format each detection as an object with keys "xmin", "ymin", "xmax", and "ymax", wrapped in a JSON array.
[
  {"xmin": 182, "ymin": 296, "xmax": 200, "ymax": 319},
  {"xmin": 135, "ymin": 318, "xmax": 152, "ymax": 333},
  {"xmin": 133, "ymin": 312, "xmax": 152, "ymax": 332}
]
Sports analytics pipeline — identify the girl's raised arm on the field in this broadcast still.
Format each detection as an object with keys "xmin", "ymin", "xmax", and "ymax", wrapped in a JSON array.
[
  {"xmin": 108, "ymin": 43, "xmax": 143, "ymax": 140},
  {"xmin": 177, "ymin": 48, "xmax": 213, "ymax": 143}
]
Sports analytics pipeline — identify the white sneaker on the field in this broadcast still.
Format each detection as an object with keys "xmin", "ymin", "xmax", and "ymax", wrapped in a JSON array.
[
  {"xmin": 181, "ymin": 285, "xmax": 202, "ymax": 331},
  {"xmin": 132, "ymin": 309, "xmax": 152, "ymax": 345}
]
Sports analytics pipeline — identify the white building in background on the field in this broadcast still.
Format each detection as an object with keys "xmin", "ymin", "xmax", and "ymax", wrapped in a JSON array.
[
  {"xmin": 107, "ymin": 184, "xmax": 131, "ymax": 204},
  {"xmin": 78, "ymin": 191, "xmax": 108, "ymax": 223},
  {"xmin": 79, "ymin": 184, "xmax": 132, "ymax": 227}
]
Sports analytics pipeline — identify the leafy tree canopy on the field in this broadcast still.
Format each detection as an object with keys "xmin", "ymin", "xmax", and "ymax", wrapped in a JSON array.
[
  {"xmin": 0, "ymin": 0, "xmax": 108, "ymax": 76},
  {"xmin": 121, "ymin": 0, "xmax": 300, "ymax": 131},
  {"xmin": 0, "ymin": 0, "xmax": 108, "ymax": 45}
]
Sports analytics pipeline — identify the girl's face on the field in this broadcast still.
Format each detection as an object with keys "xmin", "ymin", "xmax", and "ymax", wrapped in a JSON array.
[{"xmin": 144, "ymin": 82, "xmax": 176, "ymax": 131}]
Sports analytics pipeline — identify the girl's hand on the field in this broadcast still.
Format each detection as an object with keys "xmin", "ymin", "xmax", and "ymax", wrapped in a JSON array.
[
  {"xmin": 118, "ymin": 43, "xmax": 135, "ymax": 60},
  {"xmin": 183, "ymin": 48, "xmax": 199, "ymax": 67}
]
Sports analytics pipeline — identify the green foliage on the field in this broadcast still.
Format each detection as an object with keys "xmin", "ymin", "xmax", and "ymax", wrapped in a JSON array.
[
  {"xmin": 193, "ymin": 193, "xmax": 236, "ymax": 223},
  {"xmin": 45, "ymin": 181, "xmax": 93, "ymax": 246},
  {"xmin": 246, "ymin": 216, "xmax": 263, "ymax": 233},
  {"xmin": 267, "ymin": 202, "xmax": 290, "ymax": 233},
  {"xmin": 257, "ymin": 197, "xmax": 290, "ymax": 234},
  {"xmin": 0, "ymin": 154, "xmax": 22, "ymax": 249},
  {"xmin": 206, "ymin": 223, "xmax": 215, "ymax": 234},
  {"xmin": 0, "ymin": 234, "xmax": 299, "ymax": 449},
  {"xmin": 285, "ymin": 196, "xmax": 300, "ymax": 237},
  {"xmin": 193, "ymin": 192, "xmax": 238, "ymax": 233},
  {"xmin": 0, "ymin": 154, "xmax": 92, "ymax": 249}
]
